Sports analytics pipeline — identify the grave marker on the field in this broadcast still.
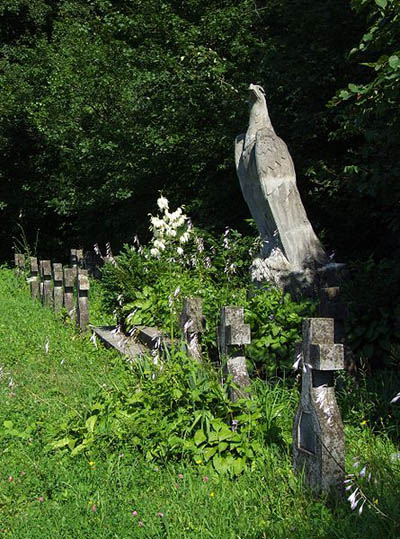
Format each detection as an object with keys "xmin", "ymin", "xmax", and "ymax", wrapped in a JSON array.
[
  {"xmin": 218, "ymin": 306, "xmax": 251, "ymax": 401},
  {"xmin": 293, "ymin": 317, "xmax": 345, "ymax": 494},
  {"xmin": 180, "ymin": 297, "xmax": 204, "ymax": 361},
  {"xmin": 63, "ymin": 267, "xmax": 75, "ymax": 320},
  {"xmin": 29, "ymin": 257, "xmax": 39, "ymax": 299},
  {"xmin": 77, "ymin": 269, "xmax": 89, "ymax": 331},
  {"xmin": 53, "ymin": 263, "xmax": 63, "ymax": 312},
  {"xmin": 40, "ymin": 260, "xmax": 53, "ymax": 308},
  {"xmin": 14, "ymin": 253, "xmax": 25, "ymax": 274}
]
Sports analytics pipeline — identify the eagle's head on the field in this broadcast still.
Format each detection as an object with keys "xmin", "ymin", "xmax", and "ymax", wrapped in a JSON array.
[
  {"xmin": 248, "ymin": 84, "xmax": 266, "ymax": 104},
  {"xmin": 247, "ymin": 83, "xmax": 272, "ymax": 132}
]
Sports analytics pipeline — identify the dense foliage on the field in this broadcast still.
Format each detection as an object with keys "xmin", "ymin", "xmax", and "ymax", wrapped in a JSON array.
[{"xmin": 0, "ymin": 0, "xmax": 368, "ymax": 257}]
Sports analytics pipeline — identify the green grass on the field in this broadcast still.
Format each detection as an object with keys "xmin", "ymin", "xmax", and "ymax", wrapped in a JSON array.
[{"xmin": 0, "ymin": 267, "xmax": 399, "ymax": 538}]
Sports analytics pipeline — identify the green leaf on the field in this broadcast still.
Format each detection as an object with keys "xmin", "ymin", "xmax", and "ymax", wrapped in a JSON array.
[
  {"xmin": 388, "ymin": 55, "xmax": 400, "ymax": 70},
  {"xmin": 348, "ymin": 83, "xmax": 360, "ymax": 93},
  {"xmin": 194, "ymin": 429, "xmax": 206, "ymax": 446},
  {"xmin": 51, "ymin": 437, "xmax": 74, "ymax": 450},
  {"xmin": 375, "ymin": 0, "xmax": 387, "ymax": 8},
  {"xmin": 218, "ymin": 441, "xmax": 228, "ymax": 452},
  {"xmin": 85, "ymin": 415, "xmax": 97, "ymax": 434},
  {"xmin": 203, "ymin": 446, "xmax": 218, "ymax": 461},
  {"xmin": 71, "ymin": 442, "xmax": 87, "ymax": 456},
  {"xmin": 232, "ymin": 457, "xmax": 246, "ymax": 475},
  {"xmin": 213, "ymin": 454, "xmax": 229, "ymax": 474},
  {"xmin": 208, "ymin": 431, "xmax": 219, "ymax": 443},
  {"xmin": 3, "ymin": 420, "xmax": 13, "ymax": 430},
  {"xmin": 218, "ymin": 427, "xmax": 234, "ymax": 441}
]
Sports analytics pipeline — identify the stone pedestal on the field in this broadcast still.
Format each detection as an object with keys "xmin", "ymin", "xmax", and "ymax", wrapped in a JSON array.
[
  {"xmin": 53, "ymin": 263, "xmax": 63, "ymax": 312},
  {"xmin": 63, "ymin": 267, "xmax": 75, "ymax": 320},
  {"xmin": 29, "ymin": 257, "xmax": 39, "ymax": 299},
  {"xmin": 293, "ymin": 318, "xmax": 345, "ymax": 494},
  {"xmin": 180, "ymin": 297, "xmax": 204, "ymax": 361},
  {"xmin": 219, "ymin": 306, "xmax": 251, "ymax": 401},
  {"xmin": 40, "ymin": 260, "xmax": 53, "ymax": 308},
  {"xmin": 77, "ymin": 269, "xmax": 89, "ymax": 331}
]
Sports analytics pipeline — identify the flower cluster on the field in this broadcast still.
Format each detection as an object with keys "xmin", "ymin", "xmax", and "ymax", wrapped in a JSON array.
[{"xmin": 149, "ymin": 196, "xmax": 192, "ymax": 259}]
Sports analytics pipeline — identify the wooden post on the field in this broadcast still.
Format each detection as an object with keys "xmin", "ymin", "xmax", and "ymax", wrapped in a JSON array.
[
  {"xmin": 293, "ymin": 318, "xmax": 345, "ymax": 494},
  {"xmin": 180, "ymin": 297, "xmax": 204, "ymax": 361},
  {"xmin": 53, "ymin": 263, "xmax": 63, "ymax": 312},
  {"xmin": 77, "ymin": 269, "xmax": 89, "ymax": 331},
  {"xmin": 218, "ymin": 306, "xmax": 251, "ymax": 401},
  {"xmin": 41, "ymin": 260, "xmax": 53, "ymax": 308},
  {"xmin": 29, "ymin": 257, "xmax": 39, "ymax": 299},
  {"xmin": 63, "ymin": 267, "xmax": 75, "ymax": 320}
]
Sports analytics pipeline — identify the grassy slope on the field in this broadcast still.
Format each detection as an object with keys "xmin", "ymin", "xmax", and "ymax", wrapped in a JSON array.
[{"xmin": 0, "ymin": 268, "xmax": 398, "ymax": 538}]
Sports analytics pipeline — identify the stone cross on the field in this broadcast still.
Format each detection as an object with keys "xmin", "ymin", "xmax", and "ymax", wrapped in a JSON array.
[
  {"xmin": 40, "ymin": 260, "xmax": 53, "ymax": 308},
  {"xmin": 53, "ymin": 263, "xmax": 63, "ymax": 312},
  {"xmin": 180, "ymin": 297, "xmax": 204, "ymax": 361},
  {"xmin": 293, "ymin": 317, "xmax": 345, "ymax": 494},
  {"xmin": 29, "ymin": 257, "xmax": 39, "ymax": 299},
  {"xmin": 63, "ymin": 267, "xmax": 76, "ymax": 320},
  {"xmin": 76, "ymin": 269, "xmax": 90, "ymax": 331},
  {"xmin": 219, "ymin": 306, "xmax": 251, "ymax": 401}
]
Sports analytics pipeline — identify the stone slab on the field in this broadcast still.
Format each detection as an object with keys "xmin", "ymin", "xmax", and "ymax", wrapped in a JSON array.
[{"xmin": 92, "ymin": 326, "xmax": 145, "ymax": 358}]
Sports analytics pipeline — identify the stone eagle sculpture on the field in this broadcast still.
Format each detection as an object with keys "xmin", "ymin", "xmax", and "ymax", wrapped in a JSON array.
[{"xmin": 235, "ymin": 84, "xmax": 328, "ymax": 290}]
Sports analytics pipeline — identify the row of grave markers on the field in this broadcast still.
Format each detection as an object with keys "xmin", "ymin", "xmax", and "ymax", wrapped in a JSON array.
[
  {"xmin": 177, "ymin": 297, "xmax": 346, "ymax": 495},
  {"xmin": 15, "ymin": 250, "xmax": 90, "ymax": 332},
  {"xmin": 15, "ymin": 252, "xmax": 346, "ymax": 495}
]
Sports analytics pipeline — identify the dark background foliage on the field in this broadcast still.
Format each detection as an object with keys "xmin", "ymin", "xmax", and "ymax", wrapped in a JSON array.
[{"xmin": 0, "ymin": 0, "xmax": 373, "ymax": 255}]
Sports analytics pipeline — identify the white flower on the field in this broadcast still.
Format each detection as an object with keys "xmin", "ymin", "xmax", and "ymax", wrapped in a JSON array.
[
  {"xmin": 348, "ymin": 488, "xmax": 359, "ymax": 510},
  {"xmin": 390, "ymin": 392, "xmax": 400, "ymax": 404},
  {"xmin": 196, "ymin": 237, "xmax": 204, "ymax": 252},
  {"xmin": 292, "ymin": 352, "xmax": 302, "ymax": 371},
  {"xmin": 154, "ymin": 239, "xmax": 166, "ymax": 251},
  {"xmin": 173, "ymin": 286, "xmax": 181, "ymax": 297},
  {"xmin": 177, "ymin": 246, "xmax": 184, "ymax": 255},
  {"xmin": 184, "ymin": 319, "xmax": 193, "ymax": 333},
  {"xmin": 175, "ymin": 215, "xmax": 186, "ymax": 228},
  {"xmin": 90, "ymin": 332, "xmax": 97, "ymax": 349},
  {"xmin": 166, "ymin": 227, "xmax": 177, "ymax": 238},
  {"xmin": 150, "ymin": 216, "xmax": 165, "ymax": 229},
  {"xmin": 157, "ymin": 196, "xmax": 169, "ymax": 211},
  {"xmin": 180, "ymin": 231, "xmax": 190, "ymax": 244},
  {"xmin": 168, "ymin": 208, "xmax": 183, "ymax": 221},
  {"xmin": 150, "ymin": 247, "xmax": 160, "ymax": 257}
]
